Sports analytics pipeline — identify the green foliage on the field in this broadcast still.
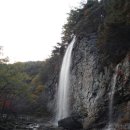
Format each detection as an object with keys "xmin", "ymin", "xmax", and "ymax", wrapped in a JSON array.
[
  {"xmin": 62, "ymin": 0, "xmax": 101, "ymax": 43},
  {"xmin": 52, "ymin": 42, "xmax": 66, "ymax": 56},
  {"xmin": 104, "ymin": 0, "xmax": 130, "ymax": 25},
  {"xmin": 62, "ymin": 8, "xmax": 84, "ymax": 43},
  {"xmin": 0, "ymin": 46, "xmax": 9, "ymax": 64},
  {"xmin": 87, "ymin": 0, "xmax": 98, "ymax": 8},
  {"xmin": 98, "ymin": 0, "xmax": 130, "ymax": 64},
  {"xmin": 0, "ymin": 63, "xmax": 30, "ymax": 98},
  {"xmin": 39, "ymin": 54, "xmax": 61, "ymax": 84},
  {"xmin": 0, "ymin": 61, "xmax": 49, "ymax": 116}
]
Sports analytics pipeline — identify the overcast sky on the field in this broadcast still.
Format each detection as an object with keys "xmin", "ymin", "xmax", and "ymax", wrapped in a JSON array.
[{"xmin": 0, "ymin": 0, "xmax": 83, "ymax": 63}]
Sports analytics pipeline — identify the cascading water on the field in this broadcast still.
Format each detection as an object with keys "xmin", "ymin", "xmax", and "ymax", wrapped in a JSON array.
[
  {"xmin": 107, "ymin": 64, "xmax": 119, "ymax": 130},
  {"xmin": 56, "ymin": 36, "xmax": 76, "ymax": 121}
]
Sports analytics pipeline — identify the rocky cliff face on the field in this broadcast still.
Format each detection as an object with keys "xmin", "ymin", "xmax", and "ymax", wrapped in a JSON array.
[{"xmin": 69, "ymin": 33, "xmax": 130, "ymax": 129}]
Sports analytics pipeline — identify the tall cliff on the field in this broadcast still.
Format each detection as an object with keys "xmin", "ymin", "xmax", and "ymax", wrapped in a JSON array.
[
  {"xmin": 69, "ymin": 33, "xmax": 130, "ymax": 129},
  {"xmin": 45, "ymin": 1, "xmax": 130, "ymax": 129}
]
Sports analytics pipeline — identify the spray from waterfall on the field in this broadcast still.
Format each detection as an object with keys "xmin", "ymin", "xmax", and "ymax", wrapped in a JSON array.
[
  {"xmin": 56, "ymin": 36, "xmax": 76, "ymax": 121},
  {"xmin": 107, "ymin": 64, "xmax": 119, "ymax": 130}
]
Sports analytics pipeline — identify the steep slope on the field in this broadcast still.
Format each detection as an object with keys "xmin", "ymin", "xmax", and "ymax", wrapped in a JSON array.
[
  {"xmin": 44, "ymin": 1, "xmax": 130, "ymax": 129},
  {"xmin": 69, "ymin": 33, "xmax": 130, "ymax": 129}
]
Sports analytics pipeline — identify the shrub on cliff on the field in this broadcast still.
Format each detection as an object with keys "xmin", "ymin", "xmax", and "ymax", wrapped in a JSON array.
[
  {"xmin": 98, "ymin": 0, "xmax": 130, "ymax": 64},
  {"xmin": 62, "ymin": 0, "xmax": 101, "ymax": 43},
  {"xmin": 104, "ymin": 0, "xmax": 130, "ymax": 25}
]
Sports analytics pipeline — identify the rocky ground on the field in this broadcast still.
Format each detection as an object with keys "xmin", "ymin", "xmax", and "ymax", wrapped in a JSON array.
[{"xmin": 0, "ymin": 115, "xmax": 59, "ymax": 130}]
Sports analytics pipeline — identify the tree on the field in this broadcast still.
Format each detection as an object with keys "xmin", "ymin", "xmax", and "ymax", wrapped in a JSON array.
[
  {"xmin": 62, "ymin": 8, "xmax": 84, "ymax": 43},
  {"xmin": 0, "ymin": 46, "xmax": 9, "ymax": 64},
  {"xmin": 0, "ymin": 63, "xmax": 31, "ymax": 117},
  {"xmin": 51, "ymin": 42, "xmax": 66, "ymax": 56},
  {"xmin": 87, "ymin": 0, "xmax": 98, "ymax": 8},
  {"xmin": 103, "ymin": 0, "xmax": 130, "ymax": 25}
]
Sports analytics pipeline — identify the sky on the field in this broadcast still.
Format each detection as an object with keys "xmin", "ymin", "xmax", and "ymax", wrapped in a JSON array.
[{"xmin": 0, "ymin": 0, "xmax": 83, "ymax": 63}]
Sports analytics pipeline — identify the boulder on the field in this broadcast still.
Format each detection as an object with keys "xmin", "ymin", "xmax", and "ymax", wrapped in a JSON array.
[{"xmin": 58, "ymin": 116, "xmax": 83, "ymax": 130}]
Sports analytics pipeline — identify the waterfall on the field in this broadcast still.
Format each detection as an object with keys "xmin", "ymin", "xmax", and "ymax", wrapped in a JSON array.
[
  {"xmin": 107, "ymin": 64, "xmax": 119, "ymax": 130},
  {"xmin": 56, "ymin": 36, "xmax": 76, "ymax": 121}
]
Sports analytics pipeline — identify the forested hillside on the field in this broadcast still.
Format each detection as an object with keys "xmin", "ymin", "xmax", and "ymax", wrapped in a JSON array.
[{"xmin": 0, "ymin": 42, "xmax": 65, "ymax": 118}]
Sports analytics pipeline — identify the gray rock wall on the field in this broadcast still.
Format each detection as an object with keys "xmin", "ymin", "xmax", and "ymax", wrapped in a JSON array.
[{"xmin": 69, "ymin": 33, "xmax": 130, "ymax": 129}]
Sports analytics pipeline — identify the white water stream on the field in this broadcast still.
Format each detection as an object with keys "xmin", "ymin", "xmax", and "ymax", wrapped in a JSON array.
[
  {"xmin": 107, "ymin": 64, "xmax": 119, "ymax": 130},
  {"xmin": 56, "ymin": 36, "xmax": 76, "ymax": 121}
]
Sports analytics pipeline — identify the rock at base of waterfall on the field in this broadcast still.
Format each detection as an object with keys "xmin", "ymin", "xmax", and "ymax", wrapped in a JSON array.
[{"xmin": 58, "ymin": 116, "xmax": 83, "ymax": 130}]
